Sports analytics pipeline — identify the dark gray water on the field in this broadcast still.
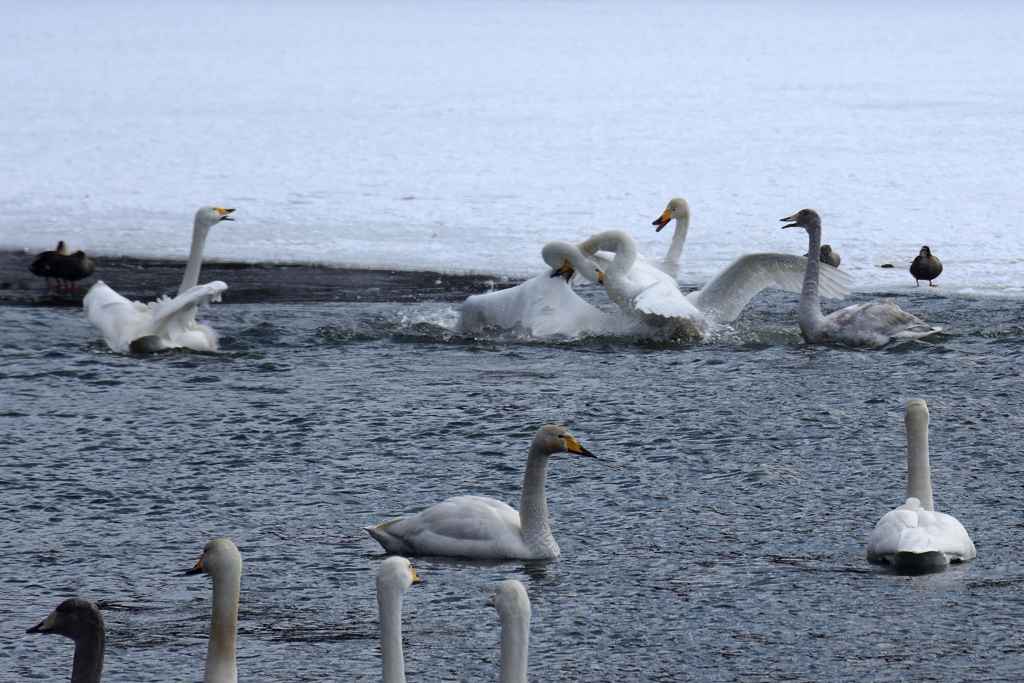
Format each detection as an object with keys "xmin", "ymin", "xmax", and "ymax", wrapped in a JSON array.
[{"xmin": 3, "ymin": 291, "xmax": 1023, "ymax": 682}]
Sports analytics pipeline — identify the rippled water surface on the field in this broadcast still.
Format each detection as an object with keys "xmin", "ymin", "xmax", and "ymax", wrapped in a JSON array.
[{"xmin": 3, "ymin": 293, "xmax": 1023, "ymax": 682}]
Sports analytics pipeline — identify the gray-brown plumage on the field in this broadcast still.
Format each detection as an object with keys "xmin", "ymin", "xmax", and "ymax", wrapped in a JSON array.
[
  {"xmin": 27, "ymin": 598, "xmax": 105, "ymax": 683},
  {"xmin": 804, "ymin": 244, "xmax": 841, "ymax": 268},
  {"xmin": 53, "ymin": 251, "xmax": 96, "ymax": 291},
  {"xmin": 910, "ymin": 246, "xmax": 942, "ymax": 286},
  {"xmin": 29, "ymin": 241, "xmax": 68, "ymax": 288},
  {"xmin": 819, "ymin": 244, "xmax": 841, "ymax": 268}
]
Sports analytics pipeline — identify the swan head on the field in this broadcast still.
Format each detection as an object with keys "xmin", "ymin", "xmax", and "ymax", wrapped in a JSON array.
[
  {"xmin": 918, "ymin": 246, "xmax": 933, "ymax": 257},
  {"xmin": 195, "ymin": 205, "xmax": 236, "ymax": 231},
  {"xmin": 534, "ymin": 425, "xmax": 596, "ymax": 459},
  {"xmin": 905, "ymin": 398, "xmax": 929, "ymax": 428},
  {"xmin": 541, "ymin": 240, "xmax": 604, "ymax": 284},
  {"xmin": 377, "ymin": 556, "xmax": 422, "ymax": 595},
  {"xmin": 27, "ymin": 598, "xmax": 104, "ymax": 641},
  {"xmin": 490, "ymin": 579, "xmax": 531, "ymax": 618},
  {"xmin": 780, "ymin": 209, "xmax": 821, "ymax": 231},
  {"xmin": 653, "ymin": 197, "xmax": 690, "ymax": 232},
  {"xmin": 185, "ymin": 538, "xmax": 243, "ymax": 578}
]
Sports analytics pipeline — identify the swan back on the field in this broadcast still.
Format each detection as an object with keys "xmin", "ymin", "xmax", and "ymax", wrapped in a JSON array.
[
  {"xmin": 493, "ymin": 580, "xmax": 531, "ymax": 683},
  {"xmin": 186, "ymin": 538, "xmax": 242, "ymax": 683},
  {"xmin": 377, "ymin": 557, "xmax": 421, "ymax": 683},
  {"xmin": 27, "ymin": 598, "xmax": 105, "ymax": 683}
]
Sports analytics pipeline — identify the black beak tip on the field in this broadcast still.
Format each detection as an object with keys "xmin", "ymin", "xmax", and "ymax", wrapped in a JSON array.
[
  {"xmin": 185, "ymin": 568, "xmax": 202, "ymax": 576},
  {"xmin": 579, "ymin": 446, "xmax": 598, "ymax": 458}
]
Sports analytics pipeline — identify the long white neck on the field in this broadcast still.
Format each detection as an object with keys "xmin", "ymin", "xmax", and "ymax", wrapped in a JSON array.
[
  {"xmin": 797, "ymin": 221, "xmax": 826, "ymax": 339},
  {"xmin": 70, "ymin": 629, "xmax": 104, "ymax": 683},
  {"xmin": 518, "ymin": 443, "xmax": 557, "ymax": 557},
  {"xmin": 660, "ymin": 212, "xmax": 690, "ymax": 278},
  {"xmin": 378, "ymin": 584, "xmax": 407, "ymax": 683},
  {"xmin": 178, "ymin": 220, "xmax": 212, "ymax": 296},
  {"xmin": 205, "ymin": 568, "xmax": 240, "ymax": 683},
  {"xmin": 499, "ymin": 604, "xmax": 530, "ymax": 683},
  {"xmin": 905, "ymin": 400, "xmax": 934, "ymax": 511},
  {"xmin": 577, "ymin": 230, "xmax": 639, "ymax": 312}
]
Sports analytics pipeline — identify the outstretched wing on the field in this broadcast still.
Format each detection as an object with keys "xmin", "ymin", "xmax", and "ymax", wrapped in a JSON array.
[
  {"xmin": 83, "ymin": 281, "xmax": 153, "ymax": 352},
  {"xmin": 138, "ymin": 281, "xmax": 227, "ymax": 342},
  {"xmin": 688, "ymin": 253, "xmax": 853, "ymax": 323}
]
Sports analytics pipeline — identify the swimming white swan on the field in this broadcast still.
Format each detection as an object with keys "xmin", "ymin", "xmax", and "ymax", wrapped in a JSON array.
[
  {"xmin": 649, "ymin": 198, "xmax": 853, "ymax": 323},
  {"xmin": 867, "ymin": 400, "xmax": 976, "ymax": 568},
  {"xmin": 366, "ymin": 425, "xmax": 596, "ymax": 560},
  {"xmin": 186, "ymin": 538, "xmax": 242, "ymax": 683},
  {"xmin": 27, "ymin": 597, "xmax": 105, "ymax": 683},
  {"xmin": 377, "ymin": 556, "xmax": 422, "ymax": 683},
  {"xmin": 457, "ymin": 241, "xmax": 612, "ymax": 337},
  {"xmin": 782, "ymin": 209, "xmax": 940, "ymax": 348},
  {"xmin": 577, "ymin": 229, "xmax": 705, "ymax": 335},
  {"xmin": 83, "ymin": 206, "xmax": 234, "ymax": 353},
  {"xmin": 491, "ymin": 580, "xmax": 531, "ymax": 683}
]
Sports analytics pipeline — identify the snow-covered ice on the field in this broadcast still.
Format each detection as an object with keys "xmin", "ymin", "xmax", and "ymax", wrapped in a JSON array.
[{"xmin": 1, "ymin": 0, "xmax": 1022, "ymax": 295}]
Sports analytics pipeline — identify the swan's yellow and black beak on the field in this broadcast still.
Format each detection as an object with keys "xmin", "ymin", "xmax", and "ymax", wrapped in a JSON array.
[
  {"xmin": 780, "ymin": 213, "xmax": 800, "ymax": 229},
  {"xmin": 653, "ymin": 208, "xmax": 673, "ymax": 232},
  {"xmin": 550, "ymin": 259, "xmax": 574, "ymax": 281},
  {"xmin": 26, "ymin": 609, "xmax": 58, "ymax": 634},
  {"xmin": 565, "ymin": 435, "xmax": 597, "ymax": 458},
  {"xmin": 215, "ymin": 207, "xmax": 235, "ymax": 222},
  {"xmin": 185, "ymin": 551, "xmax": 206, "ymax": 576},
  {"xmin": 597, "ymin": 270, "xmax": 605, "ymax": 284},
  {"xmin": 409, "ymin": 566, "xmax": 422, "ymax": 584}
]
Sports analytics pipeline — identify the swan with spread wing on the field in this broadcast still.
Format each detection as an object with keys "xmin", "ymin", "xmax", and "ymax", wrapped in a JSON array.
[{"xmin": 84, "ymin": 206, "xmax": 234, "ymax": 353}]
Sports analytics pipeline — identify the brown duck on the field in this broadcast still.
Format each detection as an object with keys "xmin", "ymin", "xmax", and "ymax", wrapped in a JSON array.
[
  {"xmin": 29, "ymin": 241, "xmax": 68, "ymax": 288},
  {"xmin": 53, "ymin": 251, "xmax": 96, "ymax": 290},
  {"xmin": 910, "ymin": 246, "xmax": 942, "ymax": 286}
]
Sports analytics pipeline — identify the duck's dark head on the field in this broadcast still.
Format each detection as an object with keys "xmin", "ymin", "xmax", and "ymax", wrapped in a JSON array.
[{"xmin": 919, "ymin": 246, "xmax": 932, "ymax": 257}]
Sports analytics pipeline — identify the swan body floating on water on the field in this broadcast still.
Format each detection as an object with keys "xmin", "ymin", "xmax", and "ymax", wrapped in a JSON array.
[
  {"xmin": 84, "ymin": 206, "xmax": 234, "ymax": 353},
  {"xmin": 457, "ymin": 241, "xmax": 611, "ymax": 337},
  {"xmin": 378, "ymin": 556, "xmax": 422, "ymax": 683},
  {"xmin": 492, "ymin": 580, "xmax": 531, "ymax": 683},
  {"xmin": 366, "ymin": 425, "xmax": 596, "ymax": 560},
  {"xmin": 782, "ymin": 209, "xmax": 940, "ymax": 348},
  {"xmin": 187, "ymin": 538, "xmax": 242, "ymax": 683},
  {"xmin": 650, "ymin": 198, "xmax": 853, "ymax": 323},
  {"xmin": 27, "ymin": 597, "xmax": 105, "ymax": 683},
  {"xmin": 867, "ymin": 400, "xmax": 976, "ymax": 569},
  {"xmin": 29, "ymin": 241, "xmax": 69, "ymax": 289},
  {"xmin": 910, "ymin": 246, "xmax": 943, "ymax": 286},
  {"xmin": 577, "ymin": 229, "xmax": 705, "ymax": 335}
]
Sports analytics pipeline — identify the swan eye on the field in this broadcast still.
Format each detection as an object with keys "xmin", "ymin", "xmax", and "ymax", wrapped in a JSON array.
[{"xmin": 557, "ymin": 434, "xmax": 564, "ymax": 439}]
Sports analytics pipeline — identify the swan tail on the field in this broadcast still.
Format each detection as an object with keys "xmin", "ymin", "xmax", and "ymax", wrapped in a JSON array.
[{"xmin": 365, "ymin": 519, "xmax": 414, "ymax": 554}]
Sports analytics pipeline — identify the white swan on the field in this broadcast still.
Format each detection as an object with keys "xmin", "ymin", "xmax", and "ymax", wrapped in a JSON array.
[
  {"xmin": 491, "ymin": 580, "xmax": 531, "ymax": 683},
  {"xmin": 83, "ymin": 206, "xmax": 234, "ymax": 353},
  {"xmin": 867, "ymin": 400, "xmax": 976, "ymax": 568},
  {"xmin": 366, "ymin": 425, "xmax": 596, "ymax": 560},
  {"xmin": 457, "ymin": 241, "xmax": 612, "ymax": 338},
  {"xmin": 782, "ymin": 209, "xmax": 940, "ymax": 348},
  {"xmin": 377, "ymin": 556, "xmax": 422, "ymax": 683},
  {"xmin": 649, "ymin": 198, "xmax": 853, "ymax": 323},
  {"xmin": 27, "ymin": 598, "xmax": 105, "ymax": 683},
  {"xmin": 577, "ymin": 230, "xmax": 705, "ymax": 335},
  {"xmin": 186, "ymin": 538, "xmax": 242, "ymax": 683}
]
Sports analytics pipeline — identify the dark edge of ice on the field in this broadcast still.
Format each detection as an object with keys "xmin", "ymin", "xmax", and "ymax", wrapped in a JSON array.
[{"xmin": 0, "ymin": 250, "xmax": 515, "ymax": 307}]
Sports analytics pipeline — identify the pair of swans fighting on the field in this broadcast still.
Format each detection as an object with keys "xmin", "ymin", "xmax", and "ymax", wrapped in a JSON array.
[
  {"xmin": 28, "ymin": 540, "xmax": 531, "ymax": 683},
  {"xmin": 84, "ymin": 205, "xmax": 234, "ymax": 353},
  {"xmin": 457, "ymin": 198, "xmax": 855, "ymax": 341}
]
